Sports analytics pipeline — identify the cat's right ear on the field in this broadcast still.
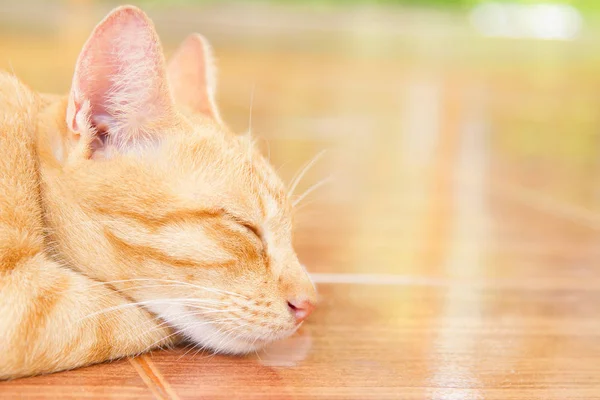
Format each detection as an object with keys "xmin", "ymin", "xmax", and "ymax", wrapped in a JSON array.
[
  {"xmin": 66, "ymin": 6, "xmax": 176, "ymax": 158},
  {"xmin": 167, "ymin": 34, "xmax": 222, "ymax": 123}
]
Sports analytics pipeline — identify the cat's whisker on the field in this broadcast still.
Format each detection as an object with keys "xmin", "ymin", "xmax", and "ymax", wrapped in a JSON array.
[
  {"xmin": 200, "ymin": 320, "xmax": 240, "ymax": 357},
  {"xmin": 83, "ymin": 283, "xmax": 232, "ymax": 299},
  {"xmin": 138, "ymin": 329, "xmax": 183, "ymax": 354},
  {"xmin": 217, "ymin": 324, "xmax": 254, "ymax": 357},
  {"xmin": 180, "ymin": 324, "xmax": 229, "ymax": 360},
  {"xmin": 139, "ymin": 316, "xmax": 242, "ymax": 354},
  {"xmin": 191, "ymin": 339, "xmax": 216, "ymax": 360},
  {"xmin": 248, "ymin": 83, "xmax": 255, "ymax": 135},
  {"xmin": 292, "ymin": 174, "xmax": 333, "ymax": 208},
  {"xmin": 84, "ymin": 278, "xmax": 248, "ymax": 299},
  {"xmin": 174, "ymin": 315, "xmax": 246, "ymax": 361},
  {"xmin": 177, "ymin": 341, "xmax": 202, "ymax": 361},
  {"xmin": 186, "ymin": 307, "xmax": 240, "ymax": 314},
  {"xmin": 288, "ymin": 149, "xmax": 327, "ymax": 197},
  {"xmin": 275, "ymin": 161, "xmax": 290, "ymax": 176},
  {"xmin": 292, "ymin": 198, "xmax": 319, "ymax": 216},
  {"xmin": 246, "ymin": 82, "xmax": 256, "ymax": 160},
  {"xmin": 77, "ymin": 299, "xmax": 239, "ymax": 322},
  {"xmin": 190, "ymin": 335, "xmax": 215, "ymax": 359},
  {"xmin": 184, "ymin": 318, "xmax": 247, "ymax": 360},
  {"xmin": 210, "ymin": 320, "xmax": 250, "ymax": 351},
  {"xmin": 121, "ymin": 310, "xmax": 245, "ymax": 356},
  {"xmin": 7, "ymin": 61, "xmax": 26, "ymax": 108},
  {"xmin": 130, "ymin": 328, "xmax": 184, "ymax": 359},
  {"xmin": 260, "ymin": 135, "xmax": 272, "ymax": 162},
  {"xmin": 204, "ymin": 327, "xmax": 236, "ymax": 357},
  {"xmin": 134, "ymin": 309, "xmax": 240, "ymax": 340}
]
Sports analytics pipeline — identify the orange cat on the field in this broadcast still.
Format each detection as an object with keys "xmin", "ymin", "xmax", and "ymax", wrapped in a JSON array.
[{"xmin": 0, "ymin": 6, "xmax": 316, "ymax": 379}]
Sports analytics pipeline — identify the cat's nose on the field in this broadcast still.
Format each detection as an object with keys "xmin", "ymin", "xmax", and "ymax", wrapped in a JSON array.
[{"xmin": 287, "ymin": 299, "xmax": 316, "ymax": 323}]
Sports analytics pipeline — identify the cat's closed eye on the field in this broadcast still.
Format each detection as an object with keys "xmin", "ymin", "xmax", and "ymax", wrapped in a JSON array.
[
  {"xmin": 239, "ymin": 221, "xmax": 262, "ymax": 240},
  {"xmin": 230, "ymin": 215, "xmax": 263, "ymax": 242}
]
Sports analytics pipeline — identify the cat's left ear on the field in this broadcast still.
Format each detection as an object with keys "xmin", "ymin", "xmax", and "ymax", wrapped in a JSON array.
[
  {"xmin": 66, "ymin": 6, "xmax": 176, "ymax": 158},
  {"xmin": 167, "ymin": 34, "xmax": 222, "ymax": 123}
]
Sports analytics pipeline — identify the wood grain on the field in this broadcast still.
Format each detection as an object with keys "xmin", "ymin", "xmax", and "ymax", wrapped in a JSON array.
[
  {"xmin": 0, "ymin": 359, "xmax": 155, "ymax": 399},
  {"xmin": 2, "ymin": 2, "xmax": 600, "ymax": 399}
]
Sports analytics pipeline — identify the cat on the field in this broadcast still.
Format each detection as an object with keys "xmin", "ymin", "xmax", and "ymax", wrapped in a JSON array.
[{"xmin": 0, "ymin": 5, "xmax": 317, "ymax": 379}]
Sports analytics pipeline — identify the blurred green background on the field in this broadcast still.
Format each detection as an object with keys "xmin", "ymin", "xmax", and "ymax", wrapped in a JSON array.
[{"xmin": 118, "ymin": 0, "xmax": 600, "ymax": 12}]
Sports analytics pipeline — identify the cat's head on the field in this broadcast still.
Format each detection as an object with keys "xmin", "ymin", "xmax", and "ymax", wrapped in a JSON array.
[{"xmin": 42, "ymin": 6, "xmax": 316, "ymax": 353}]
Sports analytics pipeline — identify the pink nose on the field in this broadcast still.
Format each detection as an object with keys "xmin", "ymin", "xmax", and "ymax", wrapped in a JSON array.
[{"xmin": 287, "ymin": 299, "xmax": 316, "ymax": 323}]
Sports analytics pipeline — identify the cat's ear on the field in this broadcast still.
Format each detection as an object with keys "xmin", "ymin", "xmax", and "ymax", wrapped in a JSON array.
[
  {"xmin": 66, "ymin": 6, "xmax": 175, "ymax": 157},
  {"xmin": 167, "ymin": 34, "xmax": 222, "ymax": 122}
]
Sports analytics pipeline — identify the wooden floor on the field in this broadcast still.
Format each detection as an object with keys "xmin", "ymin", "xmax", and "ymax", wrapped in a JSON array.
[{"xmin": 3, "ymin": 2, "xmax": 600, "ymax": 399}]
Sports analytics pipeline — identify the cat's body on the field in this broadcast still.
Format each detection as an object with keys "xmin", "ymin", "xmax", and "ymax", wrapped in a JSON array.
[{"xmin": 0, "ymin": 6, "xmax": 316, "ymax": 379}]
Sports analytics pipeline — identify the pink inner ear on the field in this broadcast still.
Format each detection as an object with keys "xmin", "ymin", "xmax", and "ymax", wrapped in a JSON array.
[
  {"xmin": 67, "ymin": 6, "xmax": 173, "ymax": 150},
  {"xmin": 167, "ymin": 34, "xmax": 221, "ymax": 122}
]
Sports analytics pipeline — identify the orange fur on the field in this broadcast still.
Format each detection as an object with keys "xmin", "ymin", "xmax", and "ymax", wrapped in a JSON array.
[{"xmin": 0, "ymin": 6, "xmax": 316, "ymax": 380}]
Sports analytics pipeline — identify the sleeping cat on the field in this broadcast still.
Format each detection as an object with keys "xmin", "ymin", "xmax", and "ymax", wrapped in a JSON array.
[{"xmin": 0, "ymin": 5, "xmax": 316, "ymax": 379}]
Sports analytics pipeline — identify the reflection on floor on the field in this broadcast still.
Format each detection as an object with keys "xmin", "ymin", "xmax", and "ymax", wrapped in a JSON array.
[{"xmin": 2, "ymin": 2, "xmax": 600, "ymax": 399}]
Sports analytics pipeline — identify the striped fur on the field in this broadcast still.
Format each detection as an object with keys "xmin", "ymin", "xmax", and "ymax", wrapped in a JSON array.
[{"xmin": 0, "ymin": 6, "xmax": 316, "ymax": 380}]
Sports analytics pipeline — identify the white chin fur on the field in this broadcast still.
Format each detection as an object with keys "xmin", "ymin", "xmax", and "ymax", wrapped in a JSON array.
[
  {"xmin": 147, "ymin": 302, "xmax": 272, "ymax": 354},
  {"xmin": 182, "ymin": 322, "xmax": 266, "ymax": 354}
]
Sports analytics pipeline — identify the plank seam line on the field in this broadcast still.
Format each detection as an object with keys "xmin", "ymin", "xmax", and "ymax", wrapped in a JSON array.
[{"xmin": 129, "ymin": 355, "xmax": 181, "ymax": 400}]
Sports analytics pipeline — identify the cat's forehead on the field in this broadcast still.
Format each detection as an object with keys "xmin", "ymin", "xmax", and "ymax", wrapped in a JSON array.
[{"xmin": 163, "ymin": 129, "xmax": 290, "ymax": 218}]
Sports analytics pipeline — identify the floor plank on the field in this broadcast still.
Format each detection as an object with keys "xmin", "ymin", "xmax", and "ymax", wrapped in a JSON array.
[
  {"xmin": 2, "ymin": 2, "xmax": 600, "ymax": 399},
  {"xmin": 140, "ymin": 283, "xmax": 600, "ymax": 399},
  {"xmin": 0, "ymin": 359, "xmax": 155, "ymax": 399}
]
